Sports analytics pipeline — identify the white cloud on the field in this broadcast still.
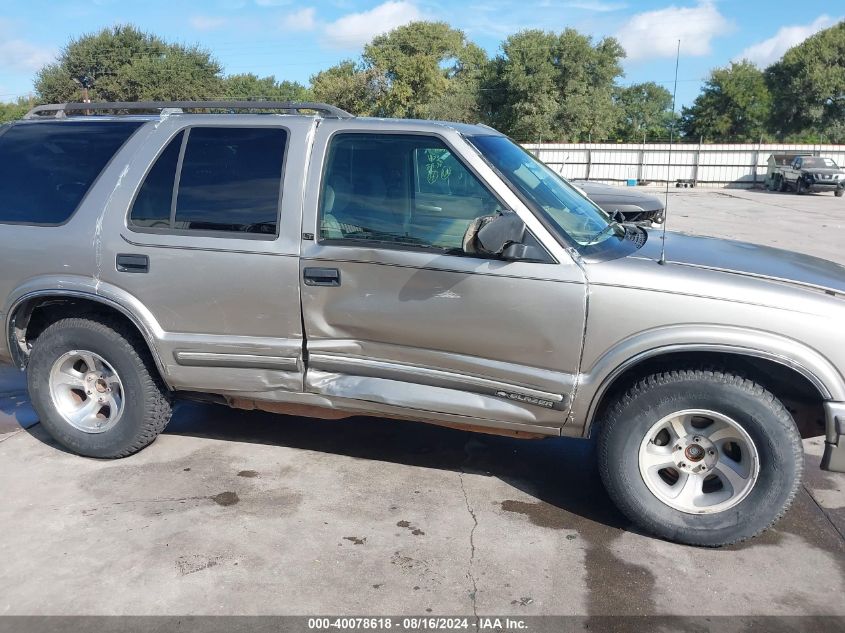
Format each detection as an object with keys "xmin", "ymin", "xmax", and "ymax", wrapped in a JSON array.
[
  {"xmin": 736, "ymin": 15, "xmax": 840, "ymax": 67},
  {"xmin": 255, "ymin": 0, "xmax": 291, "ymax": 6},
  {"xmin": 0, "ymin": 21, "xmax": 55, "ymax": 73},
  {"xmin": 323, "ymin": 1, "xmax": 423, "ymax": 49},
  {"xmin": 189, "ymin": 15, "xmax": 228, "ymax": 31},
  {"xmin": 615, "ymin": 1, "xmax": 732, "ymax": 61},
  {"xmin": 281, "ymin": 7, "xmax": 316, "ymax": 32}
]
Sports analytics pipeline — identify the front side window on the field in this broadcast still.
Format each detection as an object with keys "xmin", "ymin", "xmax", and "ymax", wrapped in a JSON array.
[
  {"xmin": 319, "ymin": 133, "xmax": 504, "ymax": 251},
  {"xmin": 0, "ymin": 121, "xmax": 142, "ymax": 225},
  {"xmin": 130, "ymin": 127, "xmax": 287, "ymax": 235}
]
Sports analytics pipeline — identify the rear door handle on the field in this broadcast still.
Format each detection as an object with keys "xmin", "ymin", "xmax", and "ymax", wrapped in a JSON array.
[
  {"xmin": 116, "ymin": 254, "xmax": 149, "ymax": 274},
  {"xmin": 303, "ymin": 267, "xmax": 341, "ymax": 287}
]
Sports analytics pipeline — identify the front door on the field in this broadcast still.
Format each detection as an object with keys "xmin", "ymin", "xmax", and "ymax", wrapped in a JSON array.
[{"xmin": 300, "ymin": 123, "xmax": 586, "ymax": 431}]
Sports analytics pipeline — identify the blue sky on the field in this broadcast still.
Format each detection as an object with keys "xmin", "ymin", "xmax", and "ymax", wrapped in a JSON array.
[{"xmin": 0, "ymin": 1, "xmax": 841, "ymax": 108}]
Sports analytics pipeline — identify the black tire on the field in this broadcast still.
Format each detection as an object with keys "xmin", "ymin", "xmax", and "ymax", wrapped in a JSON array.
[
  {"xmin": 795, "ymin": 178, "xmax": 805, "ymax": 194},
  {"xmin": 835, "ymin": 188, "xmax": 843, "ymax": 198},
  {"xmin": 777, "ymin": 175, "xmax": 787, "ymax": 192},
  {"xmin": 27, "ymin": 317, "xmax": 172, "ymax": 458},
  {"xmin": 597, "ymin": 369, "xmax": 803, "ymax": 547}
]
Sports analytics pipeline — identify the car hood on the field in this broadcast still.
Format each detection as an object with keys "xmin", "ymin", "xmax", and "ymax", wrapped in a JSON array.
[
  {"xmin": 634, "ymin": 231, "xmax": 845, "ymax": 295},
  {"xmin": 573, "ymin": 181, "xmax": 664, "ymax": 211}
]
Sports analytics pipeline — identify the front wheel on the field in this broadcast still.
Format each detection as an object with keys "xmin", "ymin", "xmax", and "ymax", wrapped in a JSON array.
[
  {"xmin": 27, "ymin": 317, "xmax": 172, "ymax": 458},
  {"xmin": 598, "ymin": 369, "xmax": 803, "ymax": 547},
  {"xmin": 835, "ymin": 188, "xmax": 843, "ymax": 198},
  {"xmin": 795, "ymin": 178, "xmax": 806, "ymax": 194}
]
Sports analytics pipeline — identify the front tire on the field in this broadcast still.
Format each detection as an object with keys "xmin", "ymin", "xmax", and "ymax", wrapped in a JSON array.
[
  {"xmin": 598, "ymin": 369, "xmax": 802, "ymax": 547},
  {"xmin": 795, "ymin": 178, "xmax": 806, "ymax": 194},
  {"xmin": 27, "ymin": 317, "xmax": 172, "ymax": 458},
  {"xmin": 835, "ymin": 188, "xmax": 843, "ymax": 198}
]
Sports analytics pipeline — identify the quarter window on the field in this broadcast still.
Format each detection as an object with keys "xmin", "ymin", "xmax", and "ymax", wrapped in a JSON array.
[
  {"xmin": 129, "ymin": 127, "xmax": 287, "ymax": 235},
  {"xmin": 319, "ymin": 134, "xmax": 504, "ymax": 251},
  {"xmin": 0, "ymin": 121, "xmax": 142, "ymax": 225}
]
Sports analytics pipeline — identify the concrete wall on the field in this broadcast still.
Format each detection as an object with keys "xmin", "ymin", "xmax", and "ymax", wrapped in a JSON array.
[{"xmin": 524, "ymin": 142, "xmax": 845, "ymax": 188}]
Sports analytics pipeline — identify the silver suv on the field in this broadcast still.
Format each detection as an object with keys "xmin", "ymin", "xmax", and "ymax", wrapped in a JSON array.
[{"xmin": 2, "ymin": 101, "xmax": 844, "ymax": 547}]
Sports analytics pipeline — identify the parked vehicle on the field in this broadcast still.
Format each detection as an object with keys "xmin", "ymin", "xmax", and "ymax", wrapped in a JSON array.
[
  {"xmin": 766, "ymin": 153, "xmax": 845, "ymax": 196},
  {"xmin": 2, "ymin": 102, "xmax": 845, "ymax": 547},
  {"xmin": 570, "ymin": 180, "xmax": 665, "ymax": 226}
]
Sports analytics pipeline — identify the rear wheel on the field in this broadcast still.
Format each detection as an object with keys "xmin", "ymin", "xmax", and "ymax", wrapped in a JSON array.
[
  {"xmin": 598, "ymin": 369, "xmax": 803, "ymax": 547},
  {"xmin": 836, "ymin": 188, "xmax": 843, "ymax": 198},
  {"xmin": 777, "ymin": 175, "xmax": 787, "ymax": 192},
  {"xmin": 27, "ymin": 317, "xmax": 172, "ymax": 458}
]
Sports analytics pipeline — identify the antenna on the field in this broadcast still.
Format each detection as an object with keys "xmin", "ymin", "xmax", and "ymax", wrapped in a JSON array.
[{"xmin": 659, "ymin": 39, "xmax": 681, "ymax": 266}]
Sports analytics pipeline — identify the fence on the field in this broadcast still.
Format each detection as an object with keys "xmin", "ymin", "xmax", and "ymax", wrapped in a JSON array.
[{"xmin": 524, "ymin": 142, "xmax": 845, "ymax": 188}]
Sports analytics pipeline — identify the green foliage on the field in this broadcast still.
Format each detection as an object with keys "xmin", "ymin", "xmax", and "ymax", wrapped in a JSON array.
[
  {"xmin": 680, "ymin": 61, "xmax": 772, "ymax": 142},
  {"xmin": 35, "ymin": 25, "xmax": 223, "ymax": 102},
  {"xmin": 363, "ymin": 21, "xmax": 488, "ymax": 120},
  {"xmin": 19, "ymin": 19, "xmax": 845, "ymax": 143},
  {"xmin": 481, "ymin": 29, "xmax": 625, "ymax": 142},
  {"xmin": 613, "ymin": 82, "xmax": 675, "ymax": 141},
  {"xmin": 0, "ymin": 97, "xmax": 31, "ymax": 123},
  {"xmin": 222, "ymin": 73, "xmax": 311, "ymax": 102},
  {"xmin": 310, "ymin": 60, "xmax": 385, "ymax": 116},
  {"xmin": 766, "ymin": 21, "xmax": 845, "ymax": 143}
]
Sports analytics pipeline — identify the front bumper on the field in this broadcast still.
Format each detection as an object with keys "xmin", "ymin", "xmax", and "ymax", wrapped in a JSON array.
[
  {"xmin": 807, "ymin": 181, "xmax": 843, "ymax": 191},
  {"xmin": 821, "ymin": 402, "xmax": 845, "ymax": 473}
]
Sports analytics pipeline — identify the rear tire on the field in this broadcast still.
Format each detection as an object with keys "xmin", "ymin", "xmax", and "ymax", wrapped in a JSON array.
[
  {"xmin": 27, "ymin": 317, "xmax": 172, "ymax": 458},
  {"xmin": 836, "ymin": 188, "xmax": 843, "ymax": 198},
  {"xmin": 598, "ymin": 369, "xmax": 802, "ymax": 547}
]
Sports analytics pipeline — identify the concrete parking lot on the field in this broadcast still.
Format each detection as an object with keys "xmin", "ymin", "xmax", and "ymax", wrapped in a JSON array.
[{"xmin": 0, "ymin": 187, "xmax": 843, "ymax": 620}]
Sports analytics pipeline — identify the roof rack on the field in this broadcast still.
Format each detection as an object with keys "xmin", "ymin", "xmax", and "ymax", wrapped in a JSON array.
[{"xmin": 24, "ymin": 101, "xmax": 355, "ymax": 120}]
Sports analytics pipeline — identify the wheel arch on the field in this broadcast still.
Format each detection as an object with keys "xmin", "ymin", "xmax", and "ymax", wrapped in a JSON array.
[
  {"xmin": 6, "ymin": 290, "xmax": 169, "ymax": 387},
  {"xmin": 581, "ymin": 344, "xmax": 837, "ymax": 440}
]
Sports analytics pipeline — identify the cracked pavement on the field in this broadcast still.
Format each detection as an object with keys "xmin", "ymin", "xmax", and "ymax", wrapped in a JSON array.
[{"xmin": 0, "ymin": 188, "xmax": 844, "ymax": 616}]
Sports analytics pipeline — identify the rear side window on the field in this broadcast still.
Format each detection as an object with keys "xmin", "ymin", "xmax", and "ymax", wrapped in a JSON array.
[
  {"xmin": 129, "ymin": 127, "xmax": 287, "ymax": 236},
  {"xmin": 0, "ymin": 121, "xmax": 142, "ymax": 225}
]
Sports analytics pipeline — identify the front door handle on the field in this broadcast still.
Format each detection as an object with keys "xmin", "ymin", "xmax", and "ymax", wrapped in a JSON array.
[
  {"xmin": 116, "ymin": 254, "xmax": 149, "ymax": 274},
  {"xmin": 303, "ymin": 267, "xmax": 341, "ymax": 287}
]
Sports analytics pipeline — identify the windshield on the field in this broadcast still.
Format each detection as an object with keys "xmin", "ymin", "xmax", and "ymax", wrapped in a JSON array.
[
  {"xmin": 468, "ymin": 135, "xmax": 624, "ymax": 247},
  {"xmin": 802, "ymin": 156, "xmax": 839, "ymax": 169}
]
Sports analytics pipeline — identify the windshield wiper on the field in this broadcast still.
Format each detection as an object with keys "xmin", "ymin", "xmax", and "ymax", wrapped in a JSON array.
[{"xmin": 586, "ymin": 220, "xmax": 621, "ymax": 245}]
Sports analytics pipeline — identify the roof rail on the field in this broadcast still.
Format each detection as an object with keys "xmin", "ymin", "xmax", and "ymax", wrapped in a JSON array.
[{"xmin": 24, "ymin": 101, "xmax": 355, "ymax": 120}]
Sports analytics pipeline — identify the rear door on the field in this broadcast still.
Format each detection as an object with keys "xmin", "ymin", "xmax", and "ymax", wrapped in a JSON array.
[
  {"xmin": 299, "ymin": 122, "xmax": 587, "ymax": 432},
  {"xmin": 98, "ymin": 116, "xmax": 311, "ymax": 396}
]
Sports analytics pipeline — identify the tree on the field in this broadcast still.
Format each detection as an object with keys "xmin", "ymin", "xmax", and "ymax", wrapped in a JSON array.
[
  {"xmin": 0, "ymin": 97, "xmax": 30, "ymax": 123},
  {"xmin": 680, "ymin": 61, "xmax": 772, "ymax": 142},
  {"xmin": 481, "ymin": 29, "xmax": 625, "ymax": 142},
  {"xmin": 766, "ymin": 21, "xmax": 845, "ymax": 142},
  {"xmin": 35, "ymin": 25, "xmax": 223, "ymax": 103},
  {"xmin": 222, "ymin": 73, "xmax": 310, "ymax": 102},
  {"xmin": 310, "ymin": 60, "xmax": 385, "ymax": 116},
  {"xmin": 363, "ymin": 21, "xmax": 488, "ymax": 120},
  {"xmin": 613, "ymin": 82, "xmax": 674, "ymax": 141}
]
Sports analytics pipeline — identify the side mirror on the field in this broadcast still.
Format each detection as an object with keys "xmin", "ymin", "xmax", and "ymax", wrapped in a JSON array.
[{"xmin": 463, "ymin": 212, "xmax": 547, "ymax": 262}]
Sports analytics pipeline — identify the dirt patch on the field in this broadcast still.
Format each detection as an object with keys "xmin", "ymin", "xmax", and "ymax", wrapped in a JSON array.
[
  {"xmin": 343, "ymin": 536, "xmax": 367, "ymax": 545},
  {"xmin": 396, "ymin": 519, "xmax": 426, "ymax": 536},
  {"xmin": 237, "ymin": 470, "xmax": 259, "ymax": 478},
  {"xmin": 211, "ymin": 491, "xmax": 239, "ymax": 506},
  {"xmin": 500, "ymin": 499, "xmax": 657, "ymax": 616}
]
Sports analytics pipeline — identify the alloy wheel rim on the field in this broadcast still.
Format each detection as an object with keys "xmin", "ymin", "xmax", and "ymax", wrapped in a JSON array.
[
  {"xmin": 48, "ymin": 350, "xmax": 125, "ymax": 434},
  {"xmin": 638, "ymin": 409, "xmax": 760, "ymax": 514}
]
